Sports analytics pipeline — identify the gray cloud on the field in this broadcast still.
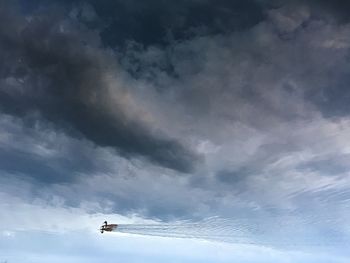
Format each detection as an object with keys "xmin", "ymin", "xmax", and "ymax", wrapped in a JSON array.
[
  {"xmin": 0, "ymin": 1, "xmax": 199, "ymax": 173},
  {"xmin": 216, "ymin": 168, "xmax": 253, "ymax": 186},
  {"xmin": 104, "ymin": 3, "xmax": 350, "ymax": 218},
  {"xmin": 78, "ymin": 0, "xmax": 265, "ymax": 47},
  {"xmin": 2, "ymin": 0, "xmax": 350, "ymax": 228},
  {"xmin": 0, "ymin": 114, "xmax": 116, "ymax": 184}
]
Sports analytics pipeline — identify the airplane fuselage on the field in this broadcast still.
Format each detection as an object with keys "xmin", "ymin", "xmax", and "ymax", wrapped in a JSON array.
[{"xmin": 100, "ymin": 222, "xmax": 118, "ymax": 233}]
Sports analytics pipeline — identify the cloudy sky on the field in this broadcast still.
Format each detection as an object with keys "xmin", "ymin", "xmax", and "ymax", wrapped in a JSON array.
[{"xmin": 1, "ymin": 0, "xmax": 350, "ymax": 262}]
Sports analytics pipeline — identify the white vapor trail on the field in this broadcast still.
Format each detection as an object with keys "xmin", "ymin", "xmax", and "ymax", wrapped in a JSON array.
[{"xmin": 113, "ymin": 217, "xmax": 349, "ymax": 249}]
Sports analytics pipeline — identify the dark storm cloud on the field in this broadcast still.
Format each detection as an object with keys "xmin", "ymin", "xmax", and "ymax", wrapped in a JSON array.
[
  {"xmin": 268, "ymin": 0, "xmax": 350, "ymax": 23},
  {"xmin": 2, "ymin": 0, "xmax": 350, "ymax": 223},
  {"xmin": 16, "ymin": 0, "xmax": 265, "ymax": 47},
  {"xmin": 0, "ymin": 146, "xmax": 74, "ymax": 183},
  {"xmin": 0, "ymin": 1, "xmax": 198, "ymax": 173},
  {"xmin": 125, "ymin": 2, "xmax": 350, "ymax": 123},
  {"xmin": 0, "ymin": 144, "xmax": 104, "ymax": 184},
  {"xmin": 317, "ymin": 0, "xmax": 350, "ymax": 23},
  {"xmin": 79, "ymin": 0, "xmax": 350, "ymax": 121},
  {"xmin": 93, "ymin": 0, "xmax": 264, "ymax": 47},
  {"xmin": 0, "ymin": 115, "xmax": 117, "ymax": 184}
]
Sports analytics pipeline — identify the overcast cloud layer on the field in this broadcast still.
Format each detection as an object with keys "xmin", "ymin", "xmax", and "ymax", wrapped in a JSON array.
[{"xmin": 1, "ymin": 0, "xmax": 350, "ymax": 262}]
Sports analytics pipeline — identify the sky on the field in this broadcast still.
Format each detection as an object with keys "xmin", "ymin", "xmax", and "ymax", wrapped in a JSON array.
[{"xmin": 1, "ymin": 0, "xmax": 350, "ymax": 262}]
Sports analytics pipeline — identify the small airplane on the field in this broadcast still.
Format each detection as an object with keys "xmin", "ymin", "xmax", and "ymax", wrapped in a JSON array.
[{"xmin": 100, "ymin": 221, "xmax": 118, "ymax": 233}]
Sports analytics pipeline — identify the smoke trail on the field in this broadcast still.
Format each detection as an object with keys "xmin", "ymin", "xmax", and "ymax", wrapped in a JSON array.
[
  {"xmin": 117, "ymin": 217, "xmax": 252, "ymax": 242},
  {"xmin": 114, "ymin": 217, "xmax": 349, "ymax": 249}
]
